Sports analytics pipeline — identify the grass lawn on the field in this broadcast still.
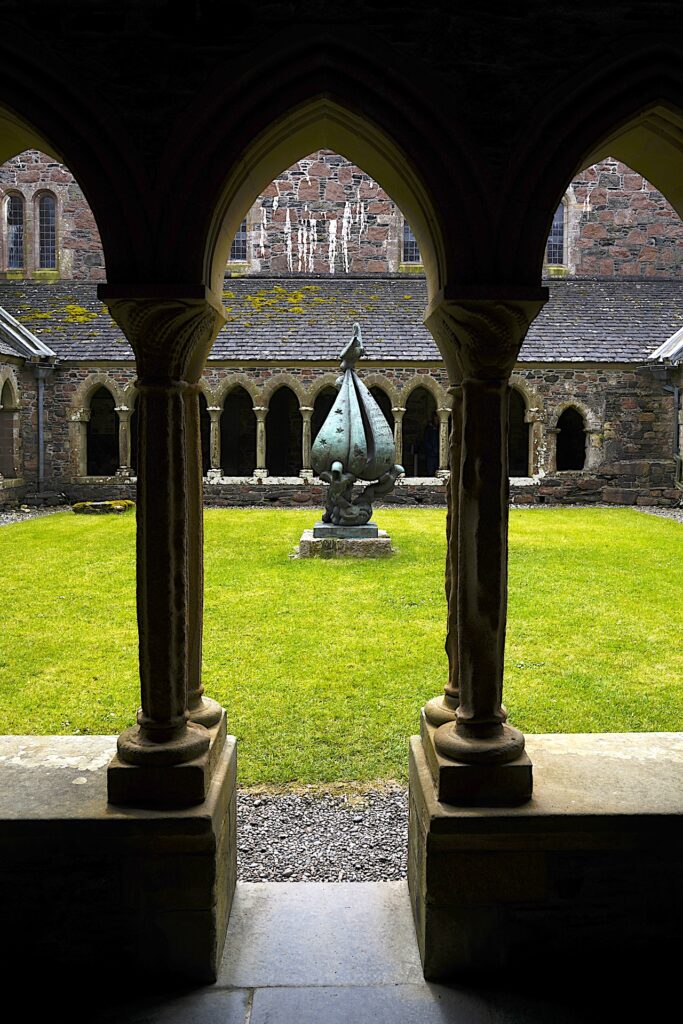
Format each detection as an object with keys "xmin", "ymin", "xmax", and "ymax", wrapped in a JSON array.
[{"xmin": 0, "ymin": 507, "xmax": 681, "ymax": 785}]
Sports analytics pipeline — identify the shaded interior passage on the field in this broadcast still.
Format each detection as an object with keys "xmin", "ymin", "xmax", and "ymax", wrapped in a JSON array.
[
  {"xmin": 266, "ymin": 386, "xmax": 302, "ymax": 475},
  {"xmin": 221, "ymin": 386, "xmax": 256, "ymax": 475},
  {"xmin": 403, "ymin": 387, "xmax": 437, "ymax": 476},
  {"xmin": 86, "ymin": 387, "xmax": 117, "ymax": 476},
  {"xmin": 557, "ymin": 407, "xmax": 586, "ymax": 470},
  {"xmin": 508, "ymin": 388, "xmax": 530, "ymax": 476}
]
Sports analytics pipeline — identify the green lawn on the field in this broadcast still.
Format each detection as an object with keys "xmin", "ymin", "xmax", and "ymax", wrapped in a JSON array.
[{"xmin": 0, "ymin": 507, "xmax": 681, "ymax": 785}]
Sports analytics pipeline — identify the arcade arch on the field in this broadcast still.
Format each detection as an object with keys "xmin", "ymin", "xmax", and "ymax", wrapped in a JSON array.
[{"xmin": 0, "ymin": 377, "xmax": 18, "ymax": 478}]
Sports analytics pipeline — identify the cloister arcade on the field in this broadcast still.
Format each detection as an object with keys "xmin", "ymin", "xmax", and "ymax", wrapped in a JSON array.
[{"xmin": 0, "ymin": 1, "xmax": 681, "ymax": 993}]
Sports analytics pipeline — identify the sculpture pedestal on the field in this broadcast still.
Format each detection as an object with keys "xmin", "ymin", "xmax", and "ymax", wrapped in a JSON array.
[{"xmin": 298, "ymin": 522, "xmax": 393, "ymax": 558}]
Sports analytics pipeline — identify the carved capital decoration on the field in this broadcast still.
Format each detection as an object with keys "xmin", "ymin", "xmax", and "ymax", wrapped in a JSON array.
[
  {"xmin": 425, "ymin": 292, "xmax": 548, "ymax": 383},
  {"xmin": 103, "ymin": 292, "xmax": 226, "ymax": 382}
]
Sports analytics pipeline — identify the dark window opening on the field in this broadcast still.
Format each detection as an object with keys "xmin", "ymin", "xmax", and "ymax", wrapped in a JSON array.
[
  {"xmin": 403, "ymin": 387, "xmax": 437, "ymax": 477},
  {"xmin": 221, "ymin": 386, "xmax": 256, "ymax": 475},
  {"xmin": 0, "ymin": 381, "xmax": 16, "ymax": 478},
  {"xmin": 546, "ymin": 204, "xmax": 565, "ymax": 265},
  {"xmin": 230, "ymin": 218, "xmax": 248, "ymax": 261},
  {"xmin": 198, "ymin": 392, "xmax": 211, "ymax": 476},
  {"xmin": 86, "ymin": 387, "xmax": 118, "ymax": 476},
  {"xmin": 402, "ymin": 221, "xmax": 421, "ymax": 264},
  {"xmin": 556, "ymin": 407, "xmax": 586, "ymax": 470},
  {"xmin": 7, "ymin": 195, "xmax": 24, "ymax": 269},
  {"xmin": 266, "ymin": 387, "xmax": 301, "ymax": 475},
  {"xmin": 508, "ymin": 389, "xmax": 529, "ymax": 476},
  {"xmin": 39, "ymin": 194, "xmax": 57, "ymax": 269}
]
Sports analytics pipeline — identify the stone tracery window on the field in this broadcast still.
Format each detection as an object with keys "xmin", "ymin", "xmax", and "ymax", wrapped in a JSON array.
[
  {"xmin": 546, "ymin": 204, "xmax": 565, "ymax": 265},
  {"xmin": 402, "ymin": 221, "xmax": 421, "ymax": 264},
  {"xmin": 230, "ymin": 218, "xmax": 248, "ymax": 262},
  {"xmin": 38, "ymin": 193, "xmax": 57, "ymax": 269},
  {"xmin": 6, "ymin": 194, "xmax": 24, "ymax": 269}
]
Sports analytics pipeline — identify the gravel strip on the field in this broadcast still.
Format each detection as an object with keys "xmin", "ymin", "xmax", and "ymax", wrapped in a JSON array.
[
  {"xmin": 0, "ymin": 505, "xmax": 66, "ymax": 527},
  {"xmin": 237, "ymin": 787, "xmax": 408, "ymax": 882}
]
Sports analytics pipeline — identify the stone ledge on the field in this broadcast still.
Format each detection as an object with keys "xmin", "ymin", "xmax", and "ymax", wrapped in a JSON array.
[
  {"xmin": 0, "ymin": 734, "xmax": 238, "ymax": 982},
  {"xmin": 408, "ymin": 732, "xmax": 683, "ymax": 980},
  {"xmin": 297, "ymin": 528, "xmax": 394, "ymax": 558}
]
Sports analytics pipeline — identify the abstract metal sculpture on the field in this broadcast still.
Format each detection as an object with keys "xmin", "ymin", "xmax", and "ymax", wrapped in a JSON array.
[{"xmin": 311, "ymin": 323, "xmax": 404, "ymax": 526}]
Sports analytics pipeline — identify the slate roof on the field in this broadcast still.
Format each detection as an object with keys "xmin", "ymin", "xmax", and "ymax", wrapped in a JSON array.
[{"xmin": 0, "ymin": 277, "xmax": 680, "ymax": 365}]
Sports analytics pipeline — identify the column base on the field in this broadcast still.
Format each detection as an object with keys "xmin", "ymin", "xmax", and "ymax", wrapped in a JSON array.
[
  {"xmin": 420, "ymin": 710, "xmax": 532, "ymax": 806},
  {"xmin": 189, "ymin": 695, "xmax": 224, "ymax": 728},
  {"xmin": 108, "ymin": 710, "xmax": 227, "ymax": 808}
]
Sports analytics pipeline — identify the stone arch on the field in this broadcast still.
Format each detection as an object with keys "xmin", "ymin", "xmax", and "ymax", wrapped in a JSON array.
[
  {"xmin": 265, "ymin": 385, "xmax": 302, "ymax": 476},
  {"xmin": 0, "ymin": 375, "xmax": 19, "ymax": 478},
  {"xmin": 71, "ymin": 372, "xmax": 125, "ymax": 416},
  {"xmin": 403, "ymin": 384, "xmax": 438, "ymax": 477},
  {"xmin": 260, "ymin": 372, "xmax": 308, "ymax": 409},
  {"xmin": 171, "ymin": 37, "xmax": 473, "ymax": 299},
  {"xmin": 85, "ymin": 385, "xmax": 118, "ymax": 476},
  {"xmin": 504, "ymin": 49, "xmax": 683, "ymax": 279},
  {"xmin": 220, "ymin": 384, "xmax": 256, "ymax": 476},
  {"xmin": 548, "ymin": 399, "xmax": 600, "ymax": 433},
  {"xmin": 555, "ymin": 406, "xmax": 587, "ymax": 472},
  {"xmin": 399, "ymin": 375, "xmax": 448, "ymax": 410},
  {"xmin": 215, "ymin": 373, "xmax": 258, "ymax": 410},
  {"xmin": 359, "ymin": 372, "xmax": 401, "ymax": 411},
  {"xmin": 304, "ymin": 373, "xmax": 342, "ymax": 407}
]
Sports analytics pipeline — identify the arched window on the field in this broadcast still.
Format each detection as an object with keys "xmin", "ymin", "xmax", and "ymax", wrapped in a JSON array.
[
  {"xmin": 556, "ymin": 407, "xmax": 586, "ymax": 470},
  {"xmin": 546, "ymin": 204, "xmax": 565, "ymax": 265},
  {"xmin": 312, "ymin": 386, "xmax": 337, "ymax": 441},
  {"xmin": 221, "ymin": 386, "xmax": 256, "ymax": 475},
  {"xmin": 230, "ymin": 218, "xmax": 248, "ymax": 262},
  {"xmin": 266, "ymin": 387, "xmax": 301, "ymax": 476},
  {"xmin": 6, "ymin": 194, "xmax": 24, "ymax": 269},
  {"xmin": 198, "ymin": 392, "xmax": 211, "ymax": 476},
  {"xmin": 369, "ymin": 386, "xmax": 393, "ymax": 427},
  {"xmin": 86, "ymin": 387, "xmax": 118, "ymax": 476},
  {"xmin": 402, "ymin": 221, "xmax": 421, "ymax": 264},
  {"xmin": 403, "ymin": 386, "xmax": 437, "ymax": 477},
  {"xmin": 38, "ymin": 193, "xmax": 57, "ymax": 269},
  {"xmin": 508, "ymin": 389, "xmax": 530, "ymax": 476},
  {"xmin": 0, "ymin": 381, "xmax": 17, "ymax": 478}
]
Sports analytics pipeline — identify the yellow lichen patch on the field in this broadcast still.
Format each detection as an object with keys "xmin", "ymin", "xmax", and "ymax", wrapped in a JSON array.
[{"xmin": 63, "ymin": 304, "xmax": 98, "ymax": 323}]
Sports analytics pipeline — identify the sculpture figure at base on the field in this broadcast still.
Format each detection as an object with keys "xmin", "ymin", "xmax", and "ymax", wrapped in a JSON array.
[{"xmin": 312, "ymin": 323, "xmax": 404, "ymax": 524}]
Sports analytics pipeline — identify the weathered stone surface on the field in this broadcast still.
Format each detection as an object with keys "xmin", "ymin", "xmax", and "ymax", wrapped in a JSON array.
[
  {"xmin": 0, "ymin": 733, "xmax": 237, "ymax": 983},
  {"xmin": 297, "ymin": 528, "xmax": 394, "ymax": 558},
  {"xmin": 408, "ymin": 733, "xmax": 683, "ymax": 980},
  {"xmin": 312, "ymin": 520, "xmax": 379, "ymax": 539}
]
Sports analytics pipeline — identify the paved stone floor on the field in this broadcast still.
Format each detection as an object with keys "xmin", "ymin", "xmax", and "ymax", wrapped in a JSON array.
[{"xmin": 76, "ymin": 880, "xmax": 658, "ymax": 1024}]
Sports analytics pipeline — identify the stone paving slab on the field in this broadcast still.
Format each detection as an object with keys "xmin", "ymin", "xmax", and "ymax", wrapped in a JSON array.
[{"xmin": 218, "ymin": 881, "xmax": 424, "ymax": 987}]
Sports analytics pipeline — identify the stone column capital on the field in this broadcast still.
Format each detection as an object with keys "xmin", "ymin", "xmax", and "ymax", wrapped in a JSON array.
[
  {"xmin": 115, "ymin": 405, "xmax": 131, "ymax": 419},
  {"xmin": 424, "ymin": 290, "xmax": 548, "ymax": 384},
  {"xmin": 207, "ymin": 405, "xmax": 222, "ymax": 419},
  {"xmin": 99, "ymin": 288, "xmax": 226, "ymax": 382},
  {"xmin": 437, "ymin": 406, "xmax": 451, "ymax": 421},
  {"xmin": 253, "ymin": 405, "xmax": 268, "ymax": 421},
  {"xmin": 391, "ymin": 406, "xmax": 406, "ymax": 418}
]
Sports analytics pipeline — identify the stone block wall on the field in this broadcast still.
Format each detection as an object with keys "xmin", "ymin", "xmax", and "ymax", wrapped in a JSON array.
[
  {"xmin": 0, "ymin": 150, "xmax": 105, "ymax": 281},
  {"xmin": 1, "ymin": 150, "xmax": 681, "ymax": 282}
]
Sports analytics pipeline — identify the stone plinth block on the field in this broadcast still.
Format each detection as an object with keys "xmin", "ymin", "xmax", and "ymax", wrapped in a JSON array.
[
  {"xmin": 312, "ymin": 520, "xmax": 379, "ymax": 539},
  {"xmin": 108, "ymin": 709, "xmax": 227, "ymax": 808},
  {"xmin": 420, "ymin": 711, "xmax": 532, "ymax": 806},
  {"xmin": 297, "ymin": 528, "xmax": 393, "ymax": 558},
  {"xmin": 0, "ymin": 733, "xmax": 237, "ymax": 984},
  {"xmin": 408, "ymin": 733, "xmax": 683, "ymax": 982}
]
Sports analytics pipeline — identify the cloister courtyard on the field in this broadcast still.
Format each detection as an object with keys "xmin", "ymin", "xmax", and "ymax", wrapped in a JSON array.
[{"xmin": 2, "ymin": 505, "xmax": 681, "ymax": 788}]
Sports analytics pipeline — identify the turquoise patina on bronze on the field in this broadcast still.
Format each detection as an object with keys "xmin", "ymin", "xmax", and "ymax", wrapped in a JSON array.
[{"xmin": 311, "ymin": 323, "xmax": 404, "ymax": 525}]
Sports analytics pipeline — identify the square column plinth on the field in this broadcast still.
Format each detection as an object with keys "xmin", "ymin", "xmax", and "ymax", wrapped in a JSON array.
[
  {"xmin": 0, "ymin": 733, "xmax": 237, "ymax": 983},
  {"xmin": 298, "ymin": 522, "xmax": 393, "ymax": 558},
  {"xmin": 409, "ymin": 733, "xmax": 683, "ymax": 981}
]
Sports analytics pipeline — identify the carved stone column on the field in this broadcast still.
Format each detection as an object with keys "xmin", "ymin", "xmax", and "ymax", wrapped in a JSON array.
[
  {"xmin": 70, "ymin": 409, "xmax": 89, "ymax": 477},
  {"xmin": 392, "ymin": 406, "xmax": 405, "ymax": 467},
  {"xmin": 115, "ymin": 406, "xmax": 132, "ymax": 474},
  {"xmin": 525, "ymin": 407, "xmax": 544, "ymax": 476},
  {"xmin": 421, "ymin": 289, "xmax": 547, "ymax": 804},
  {"xmin": 207, "ymin": 406, "xmax": 222, "ymax": 478},
  {"xmin": 254, "ymin": 405, "xmax": 268, "ymax": 475},
  {"xmin": 300, "ymin": 405, "xmax": 314, "ymax": 479},
  {"xmin": 436, "ymin": 406, "xmax": 451, "ymax": 473},
  {"xmin": 99, "ymin": 287, "xmax": 226, "ymax": 806}
]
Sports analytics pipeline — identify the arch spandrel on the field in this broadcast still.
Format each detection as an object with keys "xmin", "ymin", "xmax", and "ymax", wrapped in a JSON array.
[
  {"xmin": 259, "ymin": 373, "xmax": 308, "ymax": 409},
  {"xmin": 214, "ymin": 374, "xmax": 258, "ymax": 410}
]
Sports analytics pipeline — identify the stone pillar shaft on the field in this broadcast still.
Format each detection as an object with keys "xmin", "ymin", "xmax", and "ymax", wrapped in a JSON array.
[
  {"xmin": 115, "ymin": 407, "xmax": 131, "ymax": 470},
  {"xmin": 300, "ymin": 406, "xmax": 313, "ymax": 472},
  {"xmin": 444, "ymin": 387, "xmax": 462, "ymax": 706},
  {"xmin": 207, "ymin": 407, "xmax": 222, "ymax": 472},
  {"xmin": 254, "ymin": 406, "xmax": 267, "ymax": 473},
  {"xmin": 392, "ymin": 407, "xmax": 405, "ymax": 467},
  {"xmin": 437, "ymin": 407, "xmax": 450, "ymax": 472}
]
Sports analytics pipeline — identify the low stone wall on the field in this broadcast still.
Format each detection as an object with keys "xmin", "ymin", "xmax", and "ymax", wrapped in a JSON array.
[{"xmin": 57, "ymin": 463, "xmax": 681, "ymax": 509}]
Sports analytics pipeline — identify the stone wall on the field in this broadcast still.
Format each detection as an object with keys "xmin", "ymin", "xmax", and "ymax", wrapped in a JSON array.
[
  {"xmin": 0, "ymin": 150, "xmax": 105, "ymax": 282},
  {"xmin": 2, "ymin": 150, "xmax": 681, "ymax": 281}
]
